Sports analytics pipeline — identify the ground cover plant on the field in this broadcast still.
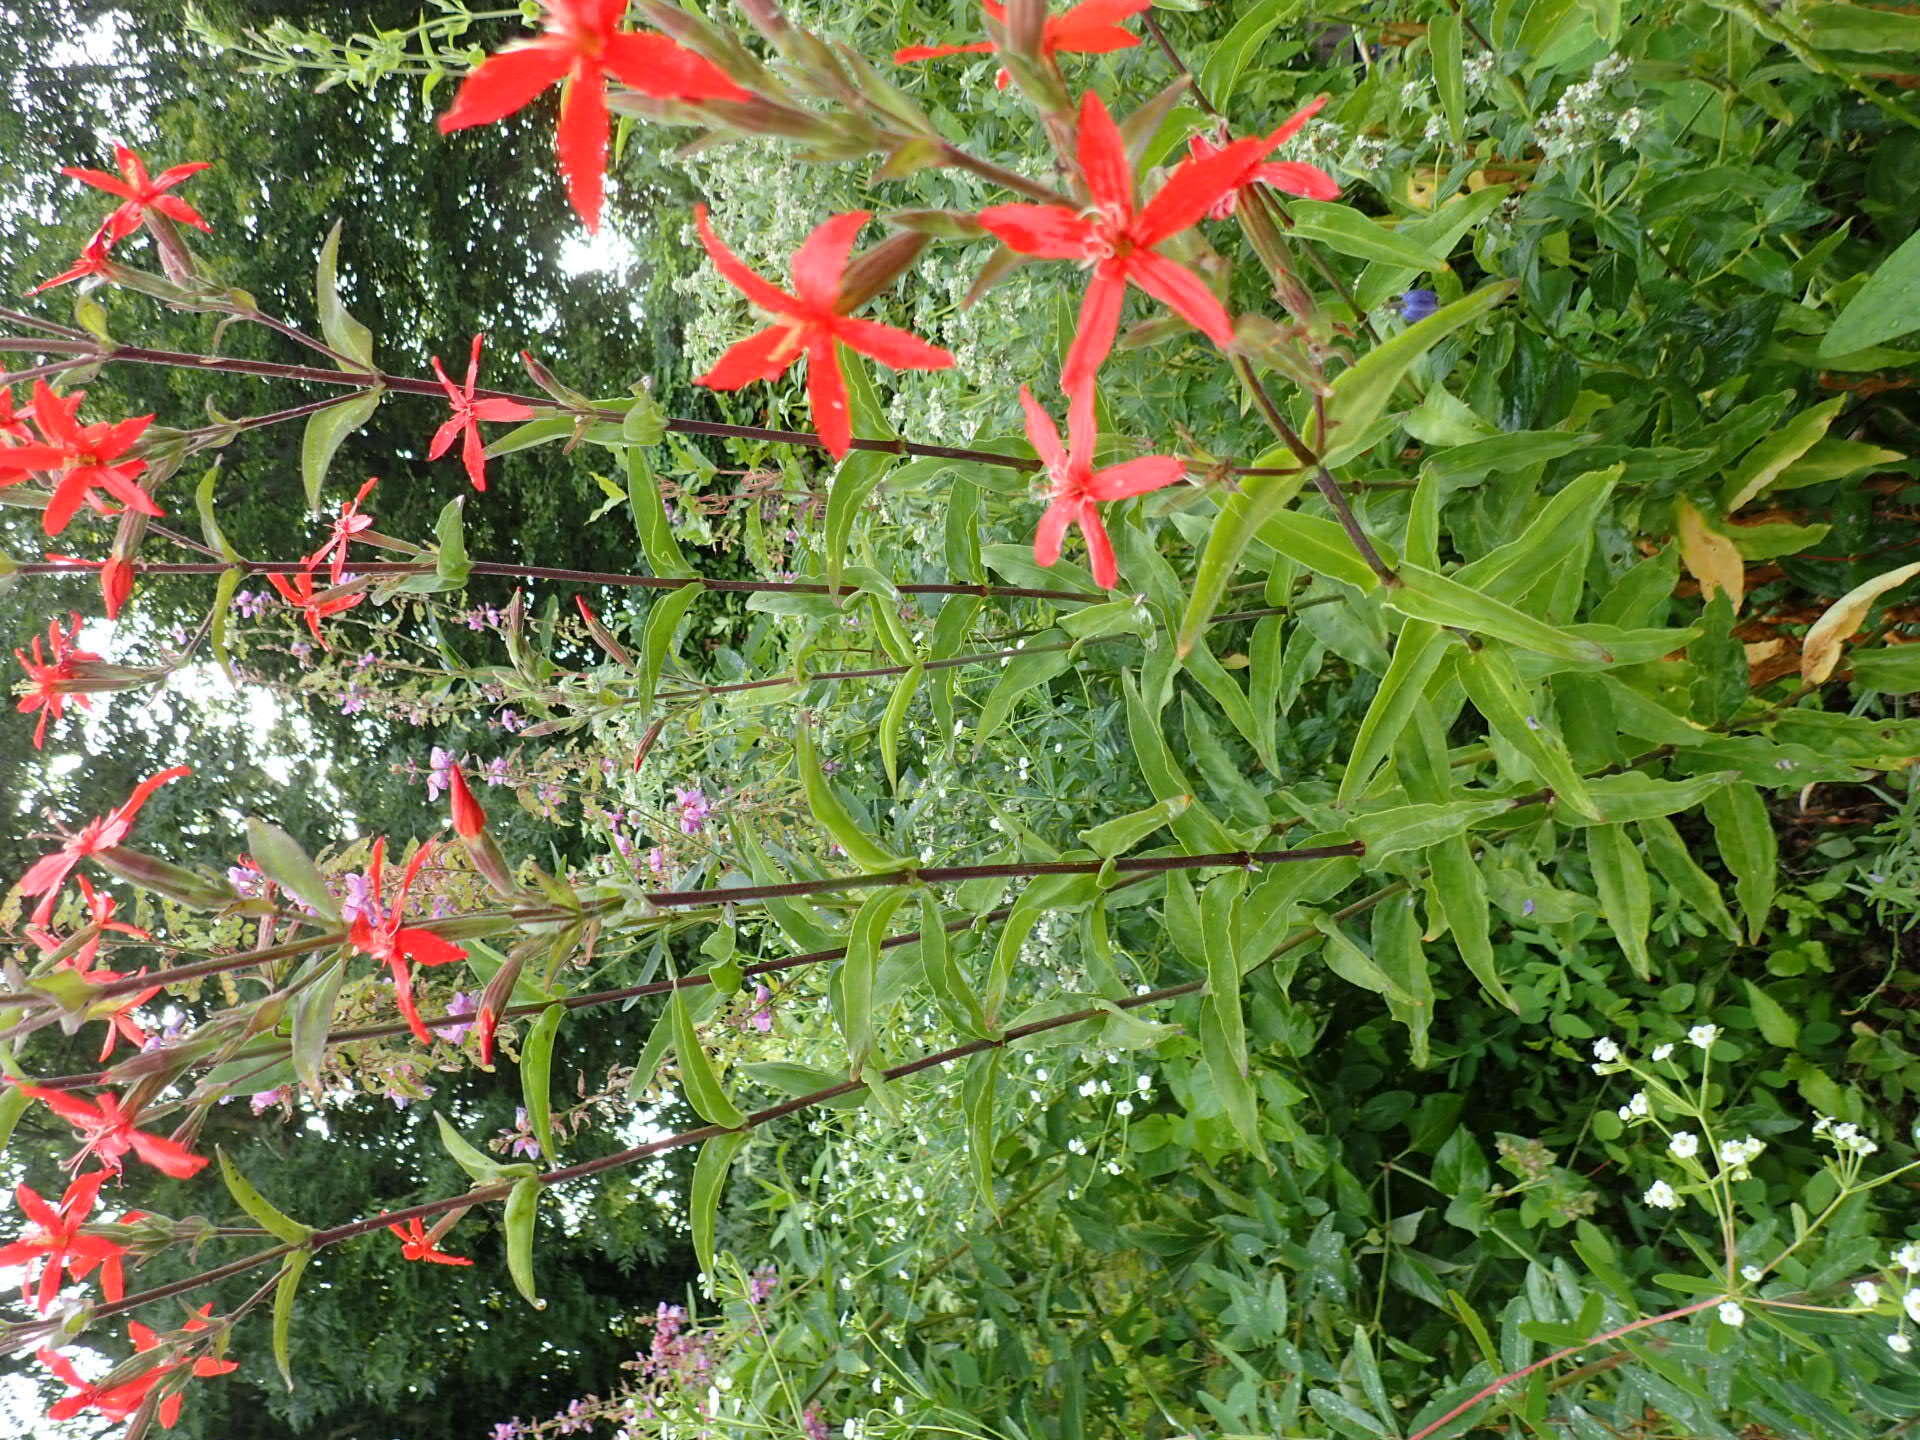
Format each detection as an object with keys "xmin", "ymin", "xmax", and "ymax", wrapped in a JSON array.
[{"xmin": 4, "ymin": 0, "xmax": 1920, "ymax": 1436}]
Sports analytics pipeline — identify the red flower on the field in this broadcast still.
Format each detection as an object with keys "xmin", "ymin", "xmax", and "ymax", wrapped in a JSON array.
[
  {"xmin": 1019, "ymin": 383, "xmax": 1184, "ymax": 590},
  {"xmin": 10, "ymin": 1083, "xmax": 207, "ymax": 1179},
  {"xmin": 17, "ymin": 766, "xmax": 190, "ymax": 926},
  {"xmin": 130, "ymin": 1306, "xmax": 238, "ymax": 1428},
  {"xmin": 0, "ymin": 1170, "xmax": 128, "ymax": 1313},
  {"xmin": 427, "ymin": 337, "xmax": 535, "ymax": 492},
  {"xmin": 347, "ymin": 837, "xmax": 469, "ymax": 1045},
  {"xmin": 0, "ymin": 381, "xmax": 159, "ymax": 536},
  {"xmin": 387, "ymin": 1215, "xmax": 475, "ymax": 1266},
  {"xmin": 60, "ymin": 145, "xmax": 213, "ymax": 245},
  {"xmin": 309, "ymin": 475, "xmax": 379, "ymax": 583},
  {"xmin": 29, "ymin": 223, "xmax": 118, "ymax": 295},
  {"xmin": 978, "ymin": 91, "xmax": 1283, "ymax": 396},
  {"xmin": 1187, "ymin": 98, "xmax": 1338, "ymax": 216},
  {"xmin": 266, "ymin": 566, "xmax": 366, "ymax": 647},
  {"xmin": 15, "ymin": 611, "xmax": 101, "ymax": 749},
  {"xmin": 100, "ymin": 556, "xmax": 135, "ymax": 618},
  {"xmin": 693, "ymin": 206, "xmax": 956, "ymax": 459},
  {"xmin": 28, "ymin": 874, "xmax": 149, "ymax": 978},
  {"xmin": 896, "ymin": 0, "xmax": 1151, "ymax": 89},
  {"xmin": 0, "ymin": 383, "xmax": 37, "ymax": 442},
  {"xmin": 436, "ymin": 0, "xmax": 749, "ymax": 231},
  {"xmin": 39, "ymin": 1344, "xmax": 166, "ymax": 1426},
  {"xmin": 447, "ymin": 763, "xmax": 488, "ymax": 840}
]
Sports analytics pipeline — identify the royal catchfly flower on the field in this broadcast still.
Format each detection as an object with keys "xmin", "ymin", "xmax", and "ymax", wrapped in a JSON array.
[
  {"xmin": 895, "ymin": 0, "xmax": 1153, "ymax": 89},
  {"xmin": 14, "ymin": 611, "xmax": 101, "ymax": 749},
  {"xmin": 978, "ymin": 91, "xmax": 1283, "ymax": 396},
  {"xmin": 346, "ymin": 837, "xmax": 470, "ymax": 1045},
  {"xmin": 9, "ymin": 1083, "xmax": 207, "ymax": 1179},
  {"xmin": 310, "ymin": 475, "xmax": 379, "ymax": 583},
  {"xmin": 1019, "ymin": 383, "xmax": 1184, "ymax": 589},
  {"xmin": 16, "ymin": 766, "xmax": 190, "ymax": 925},
  {"xmin": 693, "ymin": 206, "xmax": 956, "ymax": 459},
  {"xmin": 387, "ymin": 1215, "xmax": 475, "ymax": 1266},
  {"xmin": 427, "ymin": 335, "xmax": 535, "ymax": 492},
  {"xmin": 29, "ymin": 223, "xmax": 117, "ymax": 295},
  {"xmin": 267, "ymin": 564, "xmax": 367, "ymax": 648},
  {"xmin": 59, "ymin": 145, "xmax": 213, "ymax": 245},
  {"xmin": 436, "ymin": 0, "xmax": 749, "ymax": 231},
  {"xmin": 0, "ymin": 380, "xmax": 158, "ymax": 536},
  {"xmin": 1186, "ymin": 98, "xmax": 1338, "ymax": 216},
  {"xmin": 0, "ymin": 1170, "xmax": 127, "ymax": 1312}
]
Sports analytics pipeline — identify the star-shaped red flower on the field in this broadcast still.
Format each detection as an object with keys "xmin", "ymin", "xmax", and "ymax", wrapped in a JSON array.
[
  {"xmin": 15, "ymin": 611, "xmax": 101, "ymax": 749},
  {"xmin": 309, "ymin": 476, "xmax": 379, "ymax": 584},
  {"xmin": 1020, "ymin": 383, "xmax": 1184, "ymax": 590},
  {"xmin": 1188, "ymin": 98, "xmax": 1338, "ymax": 216},
  {"xmin": 979, "ymin": 91, "xmax": 1285, "ymax": 396},
  {"xmin": 60, "ymin": 145, "xmax": 213, "ymax": 245},
  {"xmin": 437, "ymin": 0, "xmax": 750, "ymax": 231},
  {"xmin": 267, "ymin": 566, "xmax": 366, "ymax": 647},
  {"xmin": 39, "ymin": 1344, "xmax": 166, "ymax": 1427},
  {"xmin": 427, "ymin": 337, "xmax": 534, "ymax": 492},
  {"xmin": 0, "ymin": 1170, "xmax": 128, "ymax": 1313},
  {"xmin": 387, "ymin": 1215, "xmax": 475, "ymax": 1266},
  {"xmin": 17, "ymin": 766, "xmax": 190, "ymax": 926},
  {"xmin": 0, "ymin": 381, "xmax": 159, "ymax": 536},
  {"xmin": 896, "ymin": 0, "xmax": 1152, "ymax": 89},
  {"xmin": 29, "ymin": 223, "xmax": 118, "ymax": 295},
  {"xmin": 348, "ymin": 837, "xmax": 469, "ymax": 1045},
  {"xmin": 11, "ymin": 1083, "xmax": 207, "ymax": 1179},
  {"xmin": 694, "ymin": 206, "xmax": 956, "ymax": 460}
]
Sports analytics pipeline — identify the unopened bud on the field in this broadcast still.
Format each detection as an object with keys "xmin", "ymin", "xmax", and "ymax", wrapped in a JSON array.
[
  {"xmin": 447, "ymin": 764, "xmax": 487, "ymax": 841},
  {"xmin": 837, "ymin": 232, "xmax": 931, "ymax": 314},
  {"xmin": 574, "ymin": 595, "xmax": 636, "ymax": 667},
  {"xmin": 94, "ymin": 847, "xmax": 239, "ymax": 910}
]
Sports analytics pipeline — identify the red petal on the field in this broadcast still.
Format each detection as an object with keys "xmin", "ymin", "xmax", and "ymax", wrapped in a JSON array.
[
  {"xmin": 555, "ymin": 65, "xmax": 611, "ymax": 232},
  {"xmin": 150, "ymin": 196, "xmax": 212, "ymax": 232},
  {"xmin": 831, "ymin": 316, "xmax": 955, "ymax": 372},
  {"xmin": 396, "ymin": 928, "xmax": 468, "ymax": 968},
  {"xmin": 126, "ymin": 1130, "xmax": 208, "ymax": 1180},
  {"xmin": 893, "ymin": 41, "xmax": 996, "ymax": 62},
  {"xmin": 693, "ymin": 205, "xmax": 801, "ymax": 316},
  {"xmin": 1033, "ymin": 496, "xmax": 1074, "ymax": 569},
  {"xmin": 1254, "ymin": 160, "xmax": 1340, "ymax": 200},
  {"xmin": 790, "ymin": 211, "xmax": 869, "ymax": 313},
  {"xmin": 1018, "ymin": 386, "xmax": 1066, "ymax": 472},
  {"xmin": 602, "ymin": 32, "xmax": 749, "ymax": 102},
  {"xmin": 976, "ymin": 204, "xmax": 1093, "ymax": 260},
  {"xmin": 697, "ymin": 327, "xmax": 800, "ymax": 389},
  {"xmin": 1134, "ymin": 135, "xmax": 1272, "ymax": 246},
  {"xmin": 1088, "ymin": 455, "xmax": 1185, "ymax": 501},
  {"xmin": 1126, "ymin": 250, "xmax": 1235, "ymax": 347},
  {"xmin": 462, "ymin": 422, "xmax": 489, "ymax": 491},
  {"xmin": 428, "ymin": 416, "xmax": 464, "ymax": 462},
  {"xmin": 1265, "ymin": 95, "xmax": 1328, "ymax": 148},
  {"xmin": 1080, "ymin": 505, "xmax": 1119, "ymax": 589},
  {"xmin": 150, "ymin": 160, "xmax": 213, "ymax": 191},
  {"xmin": 805, "ymin": 342, "xmax": 853, "ymax": 460},
  {"xmin": 1075, "ymin": 91, "xmax": 1133, "ymax": 216},
  {"xmin": 1060, "ymin": 270, "xmax": 1126, "ymax": 398},
  {"xmin": 437, "ymin": 43, "xmax": 572, "ymax": 132},
  {"xmin": 115, "ymin": 767, "xmax": 192, "ymax": 827},
  {"xmin": 470, "ymin": 398, "xmax": 536, "ymax": 422}
]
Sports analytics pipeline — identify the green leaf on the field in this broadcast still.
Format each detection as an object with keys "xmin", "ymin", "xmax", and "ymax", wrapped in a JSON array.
[
  {"xmin": 638, "ymin": 581, "xmax": 704, "ymax": 713},
  {"xmin": 1432, "ymin": 12, "xmax": 1464, "ymax": 142},
  {"xmin": 669, "ymin": 989, "xmax": 748, "ymax": 1129},
  {"xmin": 217, "ymin": 1149, "xmax": 312, "ymax": 1245},
  {"xmin": 434, "ymin": 495, "xmax": 471, "ymax": 586},
  {"xmin": 841, "ymin": 889, "xmax": 909, "ymax": 1077},
  {"xmin": 879, "ymin": 661, "xmax": 922, "ymax": 792},
  {"xmin": 195, "ymin": 464, "xmax": 240, "ymax": 561},
  {"xmin": 315, "ymin": 220, "xmax": 376, "ymax": 370},
  {"xmin": 1199, "ymin": 0, "xmax": 1307, "ymax": 108},
  {"xmin": 1121, "ymin": 671, "xmax": 1241, "ymax": 854},
  {"xmin": 626, "ymin": 446, "xmax": 694, "ymax": 578},
  {"xmin": 504, "ymin": 1176, "xmax": 544, "ymax": 1309},
  {"xmin": 1453, "ymin": 466, "xmax": 1621, "ymax": 600},
  {"xmin": 962, "ymin": 1049, "xmax": 1000, "ymax": 1207},
  {"xmin": 272, "ymin": 1253, "xmax": 310, "ymax": 1388},
  {"xmin": 1254, "ymin": 510, "xmax": 1381, "ymax": 592},
  {"xmin": 797, "ymin": 722, "xmax": 903, "ymax": 873},
  {"xmin": 520, "ymin": 1003, "xmax": 565, "ymax": 1163},
  {"xmin": 917, "ymin": 891, "xmax": 991, "ymax": 1038},
  {"xmin": 1566, "ymin": 771, "xmax": 1735, "ymax": 826},
  {"xmin": 300, "ymin": 390, "xmax": 381, "ymax": 511},
  {"xmin": 1315, "ymin": 915, "xmax": 1415, "ymax": 1005},
  {"xmin": 1340, "ymin": 620, "xmax": 1451, "ymax": 802},
  {"xmin": 1743, "ymin": 979, "xmax": 1799, "ymax": 1048},
  {"xmin": 1638, "ymin": 815, "xmax": 1740, "ymax": 942},
  {"xmin": 433, "ymin": 1110, "xmax": 535, "ymax": 1186},
  {"xmin": 1586, "ymin": 824, "xmax": 1652, "ymax": 979},
  {"xmin": 1389, "ymin": 563, "xmax": 1611, "ymax": 663},
  {"xmin": 1177, "ymin": 444, "xmax": 1309, "ymax": 651},
  {"xmin": 1820, "ymin": 226, "xmax": 1920, "ymax": 360},
  {"xmin": 690, "ymin": 1130, "xmax": 750, "ymax": 1276},
  {"xmin": 1721, "ymin": 396, "xmax": 1847, "ymax": 513},
  {"xmin": 740, "ymin": 1061, "xmax": 866, "ymax": 1109},
  {"xmin": 1457, "ymin": 645, "xmax": 1596, "ymax": 817},
  {"xmin": 245, "ymin": 818, "xmax": 340, "ymax": 922},
  {"xmin": 824, "ymin": 450, "xmax": 895, "ymax": 595},
  {"xmin": 974, "ymin": 640, "xmax": 1074, "ymax": 750},
  {"xmin": 1080, "ymin": 795, "xmax": 1192, "ymax": 858},
  {"xmin": 1289, "ymin": 201, "xmax": 1449, "ymax": 272},
  {"xmin": 208, "ymin": 566, "xmax": 241, "ymax": 682},
  {"xmin": 0, "ymin": 1084, "xmax": 30, "ymax": 1155},
  {"xmin": 1802, "ymin": 3, "xmax": 1920, "ymax": 53},
  {"xmin": 1347, "ymin": 797, "xmax": 1511, "ymax": 857},
  {"xmin": 1427, "ymin": 835, "xmax": 1514, "ymax": 1009},
  {"xmin": 1704, "ymin": 783, "xmax": 1777, "ymax": 943},
  {"xmin": 1200, "ymin": 1003, "xmax": 1263, "ymax": 1157},
  {"xmin": 1203, "ymin": 872, "xmax": 1249, "ymax": 1078},
  {"xmin": 289, "ymin": 956, "xmax": 346, "ymax": 1097}
]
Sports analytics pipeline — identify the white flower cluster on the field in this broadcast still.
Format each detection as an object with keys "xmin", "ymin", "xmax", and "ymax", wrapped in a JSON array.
[
  {"xmin": 1812, "ymin": 1113, "xmax": 1881, "ymax": 1157},
  {"xmin": 1717, "ymin": 1135, "xmax": 1766, "ymax": 1181},
  {"xmin": 1532, "ymin": 53, "xmax": 1643, "ymax": 161}
]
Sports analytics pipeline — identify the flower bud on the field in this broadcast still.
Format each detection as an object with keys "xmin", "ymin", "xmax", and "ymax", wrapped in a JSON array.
[
  {"xmin": 836, "ymin": 232, "xmax": 931, "ymax": 315},
  {"xmin": 447, "ymin": 763, "xmax": 487, "ymax": 841},
  {"xmin": 93, "ymin": 847, "xmax": 239, "ymax": 910},
  {"xmin": 574, "ymin": 595, "xmax": 635, "ymax": 667},
  {"xmin": 475, "ymin": 948, "xmax": 530, "ymax": 1068}
]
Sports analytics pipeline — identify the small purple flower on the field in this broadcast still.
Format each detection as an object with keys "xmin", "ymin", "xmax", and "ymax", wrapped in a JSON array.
[
  {"xmin": 340, "ymin": 687, "xmax": 368, "ymax": 715},
  {"xmin": 443, "ymin": 991, "xmax": 478, "ymax": 1044},
  {"xmin": 1524, "ymin": 714, "xmax": 1543, "ymax": 732},
  {"xmin": 507, "ymin": 1106, "xmax": 542, "ymax": 1159},
  {"xmin": 341, "ymin": 871, "xmax": 381, "ymax": 927},
  {"xmin": 748, "ymin": 1263, "xmax": 779, "ymax": 1304},
  {"xmin": 250, "ymin": 1087, "xmax": 287, "ymax": 1116},
  {"xmin": 290, "ymin": 640, "xmax": 313, "ymax": 664},
  {"xmin": 426, "ymin": 746, "xmax": 456, "ymax": 802},
  {"xmin": 492, "ymin": 1421, "xmax": 524, "ymax": 1440},
  {"xmin": 228, "ymin": 860, "xmax": 267, "ymax": 898},
  {"xmin": 484, "ymin": 757, "xmax": 512, "ymax": 786},
  {"xmin": 802, "ymin": 1405, "xmax": 829, "ymax": 1440},
  {"xmin": 1522, "ymin": 897, "xmax": 1536, "ymax": 917},
  {"xmin": 233, "ymin": 589, "xmax": 269, "ymax": 620},
  {"xmin": 554, "ymin": 1399, "xmax": 591, "ymax": 1434},
  {"xmin": 1400, "ymin": 288, "xmax": 1439, "ymax": 323},
  {"xmin": 354, "ymin": 651, "xmax": 377, "ymax": 671},
  {"xmin": 646, "ymin": 847, "xmax": 667, "ymax": 881},
  {"xmin": 751, "ymin": 985, "xmax": 773, "ymax": 1034},
  {"xmin": 673, "ymin": 786, "xmax": 710, "ymax": 836},
  {"xmin": 496, "ymin": 709, "xmax": 524, "ymax": 733}
]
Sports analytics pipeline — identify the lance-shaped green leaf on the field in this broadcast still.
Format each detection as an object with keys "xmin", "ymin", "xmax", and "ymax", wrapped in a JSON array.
[
  {"xmin": 315, "ymin": 220, "xmax": 376, "ymax": 370},
  {"xmin": 1203, "ymin": 872, "xmax": 1249, "ymax": 1078},
  {"xmin": 209, "ymin": 565, "xmax": 242, "ymax": 680},
  {"xmin": 433, "ymin": 1110, "xmax": 538, "ymax": 1186},
  {"xmin": 246, "ymin": 818, "xmax": 340, "ymax": 922},
  {"xmin": 625, "ymin": 447, "xmax": 694, "ymax": 577},
  {"xmin": 741, "ymin": 1061, "xmax": 866, "ymax": 1110},
  {"xmin": 796, "ymin": 723, "xmax": 903, "ymax": 873},
  {"xmin": 290, "ymin": 956, "xmax": 347, "ymax": 1096},
  {"xmin": 690, "ymin": 1129, "xmax": 750, "ymax": 1276},
  {"xmin": 1452, "ymin": 466, "xmax": 1621, "ymax": 600},
  {"xmin": 1558, "ymin": 771, "xmax": 1735, "ymax": 826},
  {"xmin": 1704, "ymin": 783, "xmax": 1777, "ymax": 943},
  {"xmin": 1289, "ymin": 201, "xmax": 1449, "ymax": 271},
  {"xmin": 1819, "ymin": 226, "xmax": 1920, "ymax": 361},
  {"xmin": 300, "ymin": 390, "xmax": 381, "ymax": 511},
  {"xmin": 986, "ymin": 874, "xmax": 1099, "ymax": 1021},
  {"xmin": 520, "ymin": 1004, "xmax": 565, "ymax": 1163},
  {"xmin": 824, "ymin": 450, "xmax": 895, "ymax": 595},
  {"xmin": 1586, "ymin": 823, "xmax": 1651, "ymax": 979},
  {"xmin": 1721, "ymin": 396, "xmax": 1846, "ymax": 513},
  {"xmin": 1345, "ymin": 796, "xmax": 1511, "ymax": 856},
  {"xmin": 1314, "ymin": 914, "xmax": 1416, "ymax": 1005},
  {"xmin": 1080, "ymin": 795, "xmax": 1192, "ymax": 858},
  {"xmin": 1373, "ymin": 893, "xmax": 1433, "ymax": 1066},
  {"xmin": 1177, "ymin": 443, "xmax": 1306, "ymax": 654},
  {"xmin": 962, "ymin": 1049, "xmax": 1000, "ymax": 1207},
  {"xmin": 1432, "ymin": 11, "xmax": 1464, "ymax": 141},
  {"xmin": 1200, "ymin": 1004, "xmax": 1263, "ymax": 1158},
  {"xmin": 669, "ymin": 989, "xmax": 748, "ymax": 1129},
  {"xmin": 840, "ymin": 889, "xmax": 909, "ymax": 1077},
  {"xmin": 0, "ymin": 1084, "xmax": 29, "ymax": 1155},
  {"xmin": 1253, "ymin": 509, "xmax": 1382, "ymax": 592},
  {"xmin": 1639, "ymin": 814, "xmax": 1740, "ymax": 942},
  {"xmin": 504, "ymin": 1176, "xmax": 545, "ymax": 1309},
  {"xmin": 1340, "ymin": 619, "xmax": 1452, "ymax": 803},
  {"xmin": 1457, "ymin": 646, "xmax": 1596, "ymax": 818},
  {"xmin": 194, "ymin": 464, "xmax": 240, "ymax": 562},
  {"xmin": 434, "ymin": 495, "xmax": 471, "ymax": 586},
  {"xmin": 1426, "ymin": 835, "xmax": 1514, "ymax": 1009},
  {"xmin": 1121, "ymin": 671, "xmax": 1240, "ymax": 854},
  {"xmin": 271, "ymin": 1252, "xmax": 309, "ymax": 1388},
  {"xmin": 880, "ymin": 661, "xmax": 922, "ymax": 792},
  {"xmin": 917, "ymin": 891, "xmax": 991, "ymax": 1038},
  {"xmin": 218, "ymin": 1149, "xmax": 313, "ymax": 1245},
  {"xmin": 974, "ymin": 640, "xmax": 1073, "ymax": 750},
  {"xmin": 1388, "ymin": 564, "xmax": 1611, "ymax": 664},
  {"xmin": 638, "ymin": 581, "xmax": 703, "ymax": 713}
]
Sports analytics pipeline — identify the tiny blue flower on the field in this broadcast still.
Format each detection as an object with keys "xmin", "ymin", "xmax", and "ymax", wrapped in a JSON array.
[{"xmin": 1400, "ymin": 288, "xmax": 1439, "ymax": 323}]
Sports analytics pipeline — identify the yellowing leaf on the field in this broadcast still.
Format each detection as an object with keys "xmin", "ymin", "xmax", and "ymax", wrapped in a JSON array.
[
  {"xmin": 1676, "ymin": 499, "xmax": 1744, "ymax": 615},
  {"xmin": 1801, "ymin": 560, "xmax": 1920, "ymax": 683}
]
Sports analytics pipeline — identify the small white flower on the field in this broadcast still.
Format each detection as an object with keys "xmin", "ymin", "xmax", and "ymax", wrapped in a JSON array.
[
  {"xmin": 1593, "ymin": 1037, "xmax": 1622, "ymax": 1063},
  {"xmin": 1896, "ymin": 1243, "xmax": 1920, "ymax": 1275},
  {"xmin": 1812, "ymin": 1114, "xmax": 1834, "ymax": 1136},
  {"xmin": 1136, "ymin": 1074, "xmax": 1152, "ymax": 1093},
  {"xmin": 1644, "ymin": 1180, "xmax": 1679, "ymax": 1209},
  {"xmin": 1688, "ymin": 1023, "xmax": 1720, "ymax": 1052},
  {"xmin": 1906, "ymin": 1290, "xmax": 1920, "ymax": 1325},
  {"xmin": 1628, "ymin": 1091, "xmax": 1649, "ymax": 1117},
  {"xmin": 1741, "ymin": 1264, "xmax": 1764, "ymax": 1283},
  {"xmin": 1718, "ymin": 1301, "xmax": 1744, "ymax": 1327},
  {"xmin": 1856, "ymin": 1281, "xmax": 1882, "ymax": 1307},
  {"xmin": 1651, "ymin": 1043, "xmax": 1675, "ymax": 1062},
  {"xmin": 1891, "ymin": 1333, "xmax": 1914, "ymax": 1355},
  {"xmin": 1116, "ymin": 1099, "xmax": 1134, "ymax": 1117},
  {"xmin": 1670, "ymin": 1131, "xmax": 1700, "ymax": 1160}
]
